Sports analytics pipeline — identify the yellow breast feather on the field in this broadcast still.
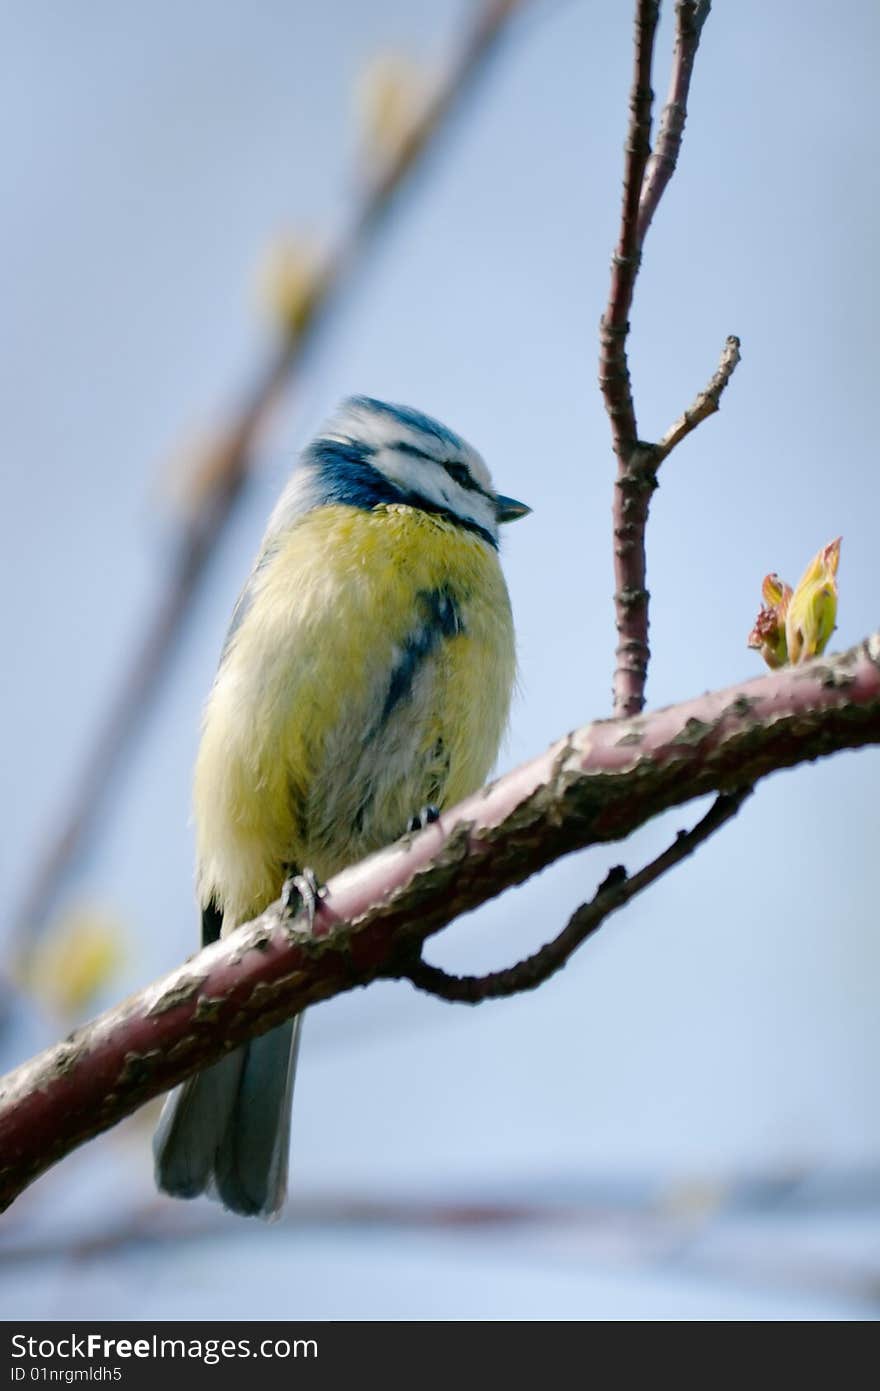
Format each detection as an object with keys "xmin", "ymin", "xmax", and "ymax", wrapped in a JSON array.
[{"xmin": 194, "ymin": 504, "xmax": 515, "ymax": 928}]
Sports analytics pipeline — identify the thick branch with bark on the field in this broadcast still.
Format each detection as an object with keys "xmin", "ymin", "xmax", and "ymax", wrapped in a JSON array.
[{"xmin": 1, "ymin": 637, "xmax": 878, "ymax": 1211}]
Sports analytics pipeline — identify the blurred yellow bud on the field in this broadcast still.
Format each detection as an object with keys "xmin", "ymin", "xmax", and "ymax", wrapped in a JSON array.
[
  {"xmin": 19, "ymin": 904, "xmax": 126, "ymax": 1020},
  {"xmin": 255, "ymin": 235, "xmax": 323, "ymax": 337},
  {"xmin": 785, "ymin": 537, "xmax": 841, "ymax": 665},
  {"xmin": 747, "ymin": 573, "xmax": 792, "ymax": 669},
  {"xmin": 748, "ymin": 539, "xmax": 841, "ymax": 668},
  {"xmin": 355, "ymin": 52, "xmax": 433, "ymax": 167}
]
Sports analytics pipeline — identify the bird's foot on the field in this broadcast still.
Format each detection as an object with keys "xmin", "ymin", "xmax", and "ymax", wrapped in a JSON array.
[
  {"xmin": 281, "ymin": 867, "xmax": 325, "ymax": 928},
  {"xmin": 406, "ymin": 804, "xmax": 440, "ymax": 834}
]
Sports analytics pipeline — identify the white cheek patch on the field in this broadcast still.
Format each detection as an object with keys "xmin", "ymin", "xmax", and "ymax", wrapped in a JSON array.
[
  {"xmin": 374, "ymin": 448, "xmax": 498, "ymax": 539},
  {"xmin": 266, "ymin": 400, "xmax": 502, "ymax": 543}
]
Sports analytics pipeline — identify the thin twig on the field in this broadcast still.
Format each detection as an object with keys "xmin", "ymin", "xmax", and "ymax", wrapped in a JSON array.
[
  {"xmin": 10, "ymin": 0, "xmax": 525, "ymax": 950},
  {"xmin": 7, "ymin": 1181, "xmax": 878, "ymax": 1309},
  {"xmin": 637, "ymin": 1, "xmax": 712, "ymax": 244},
  {"xmin": 400, "ymin": 787, "xmax": 751, "ymax": 1003},
  {"xmin": 598, "ymin": 0, "xmax": 660, "ymax": 462},
  {"xmin": 654, "ymin": 334, "xmax": 741, "ymax": 463},
  {"xmin": 1, "ymin": 635, "xmax": 878, "ymax": 1210}
]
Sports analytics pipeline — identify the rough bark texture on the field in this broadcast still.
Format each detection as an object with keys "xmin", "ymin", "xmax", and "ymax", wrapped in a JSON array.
[{"xmin": 1, "ymin": 635, "xmax": 878, "ymax": 1211}]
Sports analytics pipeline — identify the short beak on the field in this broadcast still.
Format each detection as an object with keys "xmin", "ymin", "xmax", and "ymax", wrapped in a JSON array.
[{"xmin": 496, "ymin": 493, "xmax": 531, "ymax": 523}]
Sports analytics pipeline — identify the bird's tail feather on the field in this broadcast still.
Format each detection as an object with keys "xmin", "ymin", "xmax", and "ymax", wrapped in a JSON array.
[{"xmin": 153, "ymin": 1016, "xmax": 302, "ymax": 1219}]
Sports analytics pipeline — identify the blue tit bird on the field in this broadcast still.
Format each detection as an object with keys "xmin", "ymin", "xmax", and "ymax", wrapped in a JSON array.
[{"xmin": 153, "ymin": 395, "xmax": 529, "ymax": 1218}]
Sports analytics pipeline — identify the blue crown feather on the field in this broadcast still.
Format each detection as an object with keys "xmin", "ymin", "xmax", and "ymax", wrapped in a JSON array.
[
  {"xmin": 301, "ymin": 437, "xmax": 400, "ymax": 512},
  {"xmin": 343, "ymin": 396, "xmax": 465, "ymax": 453}
]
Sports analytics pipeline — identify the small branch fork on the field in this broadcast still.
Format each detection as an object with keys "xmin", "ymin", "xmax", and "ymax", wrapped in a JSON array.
[
  {"xmin": 600, "ymin": 1, "xmax": 735, "ymax": 719},
  {"xmin": 398, "ymin": 786, "xmax": 751, "ymax": 1003},
  {"xmin": 599, "ymin": 0, "xmax": 659, "ymax": 464},
  {"xmin": 637, "ymin": 0, "xmax": 712, "ymax": 243}
]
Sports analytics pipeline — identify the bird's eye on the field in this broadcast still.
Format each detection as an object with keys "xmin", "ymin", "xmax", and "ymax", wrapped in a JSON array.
[{"xmin": 445, "ymin": 462, "xmax": 472, "ymax": 488}]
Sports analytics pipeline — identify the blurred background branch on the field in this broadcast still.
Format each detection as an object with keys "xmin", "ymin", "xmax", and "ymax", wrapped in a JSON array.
[
  {"xmin": 4, "ymin": 1162, "xmax": 878, "ymax": 1312},
  {"xmin": 10, "ymin": 0, "xmax": 526, "ymax": 963}
]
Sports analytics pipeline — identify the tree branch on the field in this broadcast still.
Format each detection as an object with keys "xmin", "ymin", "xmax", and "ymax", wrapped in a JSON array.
[
  {"xmin": 602, "ymin": 1, "xmax": 721, "ymax": 719},
  {"xmin": 654, "ymin": 333, "xmax": 741, "ymax": 463},
  {"xmin": 11, "ymin": 0, "xmax": 525, "ymax": 950},
  {"xmin": 637, "ymin": 0, "xmax": 712, "ymax": 244},
  {"xmin": 598, "ymin": 0, "xmax": 659, "ymax": 462},
  {"xmin": 1, "ymin": 637, "xmax": 878, "ymax": 1211},
  {"xmin": 400, "ymin": 786, "xmax": 751, "ymax": 1002}
]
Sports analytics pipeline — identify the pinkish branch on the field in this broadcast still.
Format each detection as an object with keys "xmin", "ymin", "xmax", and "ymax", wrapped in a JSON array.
[
  {"xmin": 1, "ymin": 636, "xmax": 878, "ymax": 1211},
  {"xmin": 637, "ymin": 0, "xmax": 712, "ymax": 244},
  {"xmin": 598, "ymin": 0, "xmax": 660, "ymax": 462},
  {"xmin": 654, "ymin": 333, "xmax": 741, "ymax": 463}
]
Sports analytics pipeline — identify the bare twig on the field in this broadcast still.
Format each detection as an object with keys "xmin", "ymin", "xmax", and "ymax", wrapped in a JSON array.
[
  {"xmin": 11, "ymin": 0, "xmax": 525, "ymax": 949},
  {"xmin": 1, "ymin": 636, "xmax": 878, "ymax": 1210},
  {"xmin": 654, "ymin": 334, "xmax": 741, "ymax": 463},
  {"xmin": 400, "ymin": 786, "xmax": 751, "ymax": 1002},
  {"xmin": 598, "ymin": 0, "xmax": 660, "ymax": 462},
  {"xmin": 637, "ymin": 0, "xmax": 712, "ymax": 244},
  {"xmin": 602, "ymin": 1, "xmax": 721, "ymax": 719}
]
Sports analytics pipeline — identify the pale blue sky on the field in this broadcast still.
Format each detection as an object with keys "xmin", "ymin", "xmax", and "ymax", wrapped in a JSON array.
[{"xmin": 1, "ymin": 0, "xmax": 878, "ymax": 1319}]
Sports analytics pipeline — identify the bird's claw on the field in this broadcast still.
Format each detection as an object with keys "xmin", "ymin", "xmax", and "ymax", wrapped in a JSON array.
[
  {"xmin": 406, "ymin": 804, "xmax": 440, "ymax": 834},
  {"xmin": 282, "ymin": 867, "xmax": 325, "ymax": 927}
]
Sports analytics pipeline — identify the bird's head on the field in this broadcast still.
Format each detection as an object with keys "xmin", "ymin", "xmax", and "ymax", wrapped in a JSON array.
[{"xmin": 272, "ymin": 396, "xmax": 530, "ymax": 548}]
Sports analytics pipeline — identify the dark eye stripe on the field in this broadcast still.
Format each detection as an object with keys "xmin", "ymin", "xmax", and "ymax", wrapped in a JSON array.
[
  {"xmin": 393, "ymin": 441, "xmax": 434, "ymax": 463},
  {"xmin": 393, "ymin": 441, "xmax": 488, "ymax": 497},
  {"xmin": 442, "ymin": 461, "xmax": 484, "ymax": 493}
]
